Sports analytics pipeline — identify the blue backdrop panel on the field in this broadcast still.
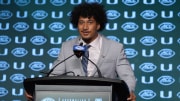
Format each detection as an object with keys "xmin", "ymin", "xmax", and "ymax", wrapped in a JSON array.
[{"xmin": 0, "ymin": 0, "xmax": 180, "ymax": 101}]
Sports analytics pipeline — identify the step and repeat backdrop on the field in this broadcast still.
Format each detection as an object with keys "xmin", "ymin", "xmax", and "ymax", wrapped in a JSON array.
[{"xmin": 0, "ymin": 0, "xmax": 180, "ymax": 101}]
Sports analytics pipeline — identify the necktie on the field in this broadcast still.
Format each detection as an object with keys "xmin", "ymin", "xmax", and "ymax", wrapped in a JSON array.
[{"xmin": 81, "ymin": 45, "xmax": 90, "ymax": 76}]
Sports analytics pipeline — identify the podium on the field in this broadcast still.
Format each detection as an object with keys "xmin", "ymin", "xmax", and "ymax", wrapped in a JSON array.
[{"xmin": 23, "ymin": 76, "xmax": 130, "ymax": 101}]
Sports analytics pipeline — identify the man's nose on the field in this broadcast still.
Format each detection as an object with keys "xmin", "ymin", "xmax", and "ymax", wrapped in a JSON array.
[{"xmin": 83, "ymin": 23, "xmax": 88, "ymax": 29}]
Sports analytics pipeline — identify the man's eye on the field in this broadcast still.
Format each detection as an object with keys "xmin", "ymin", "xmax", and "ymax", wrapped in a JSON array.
[
  {"xmin": 88, "ymin": 21, "xmax": 93, "ymax": 24},
  {"xmin": 79, "ymin": 21, "xmax": 84, "ymax": 24}
]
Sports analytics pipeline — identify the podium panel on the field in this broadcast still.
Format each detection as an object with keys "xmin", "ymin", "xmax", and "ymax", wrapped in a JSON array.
[
  {"xmin": 24, "ymin": 76, "xmax": 129, "ymax": 101},
  {"xmin": 35, "ymin": 85, "xmax": 112, "ymax": 101}
]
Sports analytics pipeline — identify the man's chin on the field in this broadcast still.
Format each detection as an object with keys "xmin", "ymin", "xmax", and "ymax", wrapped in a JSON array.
[{"xmin": 82, "ymin": 38, "xmax": 91, "ymax": 43}]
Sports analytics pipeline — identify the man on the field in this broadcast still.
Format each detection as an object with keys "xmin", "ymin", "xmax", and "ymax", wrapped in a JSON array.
[
  {"xmin": 50, "ymin": 2, "xmax": 136, "ymax": 101},
  {"xmin": 26, "ymin": 2, "xmax": 136, "ymax": 101}
]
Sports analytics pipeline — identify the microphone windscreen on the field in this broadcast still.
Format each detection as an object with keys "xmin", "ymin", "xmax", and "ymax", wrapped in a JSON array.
[
  {"xmin": 79, "ymin": 42, "xmax": 83, "ymax": 46},
  {"xmin": 73, "ymin": 45, "xmax": 86, "ymax": 58},
  {"xmin": 73, "ymin": 45, "xmax": 86, "ymax": 51}
]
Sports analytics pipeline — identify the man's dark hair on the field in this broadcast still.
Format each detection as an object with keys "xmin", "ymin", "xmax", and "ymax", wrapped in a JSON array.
[{"xmin": 70, "ymin": 2, "xmax": 107, "ymax": 31}]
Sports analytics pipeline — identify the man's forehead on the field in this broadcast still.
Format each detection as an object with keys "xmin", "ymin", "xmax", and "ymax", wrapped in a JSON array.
[{"xmin": 79, "ymin": 16, "xmax": 95, "ymax": 19}]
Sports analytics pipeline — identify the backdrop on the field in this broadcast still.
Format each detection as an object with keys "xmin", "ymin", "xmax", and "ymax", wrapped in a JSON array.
[{"xmin": 0, "ymin": 0, "xmax": 180, "ymax": 101}]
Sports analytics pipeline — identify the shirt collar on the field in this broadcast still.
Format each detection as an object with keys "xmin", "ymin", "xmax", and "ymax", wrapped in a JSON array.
[
  {"xmin": 79, "ymin": 34, "xmax": 101, "ymax": 47},
  {"xmin": 89, "ymin": 34, "xmax": 101, "ymax": 49}
]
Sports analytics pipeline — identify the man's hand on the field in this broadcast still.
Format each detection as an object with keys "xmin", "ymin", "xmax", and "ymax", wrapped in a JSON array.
[
  {"xmin": 25, "ymin": 91, "xmax": 33, "ymax": 101},
  {"xmin": 127, "ymin": 92, "xmax": 136, "ymax": 101}
]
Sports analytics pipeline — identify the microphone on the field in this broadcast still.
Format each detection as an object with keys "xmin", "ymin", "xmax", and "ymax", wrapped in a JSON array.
[
  {"xmin": 44, "ymin": 42, "xmax": 103, "ymax": 78},
  {"xmin": 45, "ymin": 43, "xmax": 84, "ymax": 77},
  {"xmin": 73, "ymin": 43, "xmax": 86, "ymax": 58}
]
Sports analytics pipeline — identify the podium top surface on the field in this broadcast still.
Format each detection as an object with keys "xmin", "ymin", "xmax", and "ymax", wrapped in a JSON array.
[
  {"xmin": 24, "ymin": 76, "xmax": 125, "ymax": 85},
  {"xmin": 23, "ymin": 76, "xmax": 129, "ymax": 100}
]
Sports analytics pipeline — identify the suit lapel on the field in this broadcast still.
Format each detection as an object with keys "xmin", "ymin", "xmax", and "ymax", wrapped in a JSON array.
[
  {"xmin": 90, "ymin": 36, "xmax": 110, "ymax": 76},
  {"xmin": 97, "ymin": 36, "xmax": 110, "ymax": 67}
]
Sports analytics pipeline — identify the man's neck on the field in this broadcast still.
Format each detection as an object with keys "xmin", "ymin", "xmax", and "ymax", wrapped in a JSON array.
[{"xmin": 82, "ymin": 34, "xmax": 99, "ymax": 44}]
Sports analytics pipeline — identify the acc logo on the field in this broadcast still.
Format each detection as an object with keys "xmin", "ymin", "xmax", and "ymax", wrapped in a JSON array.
[
  {"xmin": 10, "ymin": 73, "xmax": 26, "ymax": 83},
  {"xmin": 50, "ymin": 0, "xmax": 66, "ymax": 6},
  {"xmin": 0, "ymin": 61, "xmax": 10, "ymax": 71},
  {"xmin": 158, "ymin": 22, "xmax": 175, "ymax": 32},
  {"xmin": 13, "ymin": 22, "xmax": 29, "ymax": 31},
  {"xmin": 177, "ymin": 92, "xmax": 180, "ymax": 99},
  {"xmin": 121, "ymin": 22, "xmax": 139, "ymax": 32},
  {"xmin": 29, "ymin": 61, "xmax": 46, "ymax": 71},
  {"xmin": 49, "ymin": 22, "xmax": 65, "ymax": 32},
  {"xmin": 74, "ymin": 45, "xmax": 85, "ymax": 51},
  {"xmin": 159, "ymin": 0, "xmax": 176, "ymax": 6},
  {"xmin": 47, "ymin": 48, "xmax": 60, "ymax": 57},
  {"xmin": 30, "ymin": 35, "xmax": 47, "ymax": 45},
  {"xmin": 66, "ymin": 36, "xmax": 77, "ymax": 41},
  {"xmin": 67, "ymin": 11, "xmax": 72, "ymax": 17},
  {"xmin": 0, "ymin": 35, "xmax": 11, "ymax": 45},
  {"xmin": 140, "ymin": 36, "xmax": 157, "ymax": 46},
  {"xmin": 178, "ymin": 12, "xmax": 180, "ymax": 17},
  {"xmin": 157, "ymin": 75, "xmax": 175, "ymax": 86},
  {"xmin": 177, "ymin": 38, "xmax": 180, "ymax": 44},
  {"xmin": 0, "ymin": 10, "xmax": 13, "ymax": 19},
  {"xmin": 158, "ymin": 48, "xmax": 175, "ymax": 59},
  {"xmin": 122, "ymin": 0, "xmax": 139, "ymax": 6},
  {"xmin": 139, "ymin": 63, "xmax": 157, "ymax": 73},
  {"xmin": 85, "ymin": 0, "xmax": 102, "ymax": 3},
  {"xmin": 32, "ymin": 10, "xmax": 48, "ymax": 20},
  {"xmin": 106, "ymin": 10, "xmax": 120, "ymax": 20},
  {"xmin": 0, "ymin": 87, "xmax": 8, "ymax": 97},
  {"xmin": 177, "ymin": 65, "xmax": 180, "ymax": 71},
  {"xmin": 95, "ymin": 98, "xmax": 103, "ymax": 101},
  {"xmin": 11, "ymin": 47, "xmax": 28, "ymax": 57},
  {"xmin": 140, "ymin": 10, "xmax": 158, "ymax": 20},
  {"xmin": 125, "ymin": 48, "xmax": 138, "ymax": 58},
  {"xmin": 14, "ymin": 0, "xmax": 30, "ymax": 6},
  {"xmin": 139, "ymin": 89, "xmax": 156, "ymax": 100},
  {"xmin": 41, "ymin": 97, "xmax": 55, "ymax": 101},
  {"xmin": 106, "ymin": 36, "xmax": 120, "ymax": 42}
]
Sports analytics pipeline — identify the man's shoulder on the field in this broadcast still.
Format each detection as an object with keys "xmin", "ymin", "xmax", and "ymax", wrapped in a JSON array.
[
  {"xmin": 102, "ymin": 36, "xmax": 123, "ymax": 47},
  {"xmin": 62, "ymin": 37, "xmax": 79, "ymax": 45}
]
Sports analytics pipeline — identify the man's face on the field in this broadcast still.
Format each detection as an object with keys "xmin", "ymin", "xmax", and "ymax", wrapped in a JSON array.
[{"xmin": 78, "ymin": 16, "xmax": 100, "ymax": 43}]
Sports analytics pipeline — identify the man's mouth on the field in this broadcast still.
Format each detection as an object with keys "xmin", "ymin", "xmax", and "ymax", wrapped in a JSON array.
[{"xmin": 82, "ymin": 31, "xmax": 89, "ymax": 35}]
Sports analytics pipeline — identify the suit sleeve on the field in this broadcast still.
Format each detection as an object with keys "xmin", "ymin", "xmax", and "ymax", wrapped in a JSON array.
[{"xmin": 115, "ymin": 44, "xmax": 136, "ymax": 92}]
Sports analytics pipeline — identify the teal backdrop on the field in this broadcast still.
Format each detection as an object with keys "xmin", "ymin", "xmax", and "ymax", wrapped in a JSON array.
[{"xmin": 0, "ymin": 0, "xmax": 180, "ymax": 101}]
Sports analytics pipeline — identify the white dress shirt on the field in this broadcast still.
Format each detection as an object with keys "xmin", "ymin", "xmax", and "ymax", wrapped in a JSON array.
[{"xmin": 80, "ymin": 34, "xmax": 102, "ymax": 76}]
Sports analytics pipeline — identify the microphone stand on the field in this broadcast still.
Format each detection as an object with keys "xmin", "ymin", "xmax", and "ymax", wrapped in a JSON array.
[
  {"xmin": 43, "ymin": 44, "xmax": 103, "ymax": 78},
  {"xmin": 83, "ymin": 55, "xmax": 103, "ymax": 78},
  {"xmin": 43, "ymin": 43, "xmax": 85, "ymax": 77},
  {"xmin": 46, "ymin": 54, "xmax": 75, "ymax": 77}
]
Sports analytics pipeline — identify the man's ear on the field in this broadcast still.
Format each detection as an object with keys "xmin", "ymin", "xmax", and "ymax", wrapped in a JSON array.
[{"xmin": 97, "ymin": 24, "xmax": 100, "ymax": 30}]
